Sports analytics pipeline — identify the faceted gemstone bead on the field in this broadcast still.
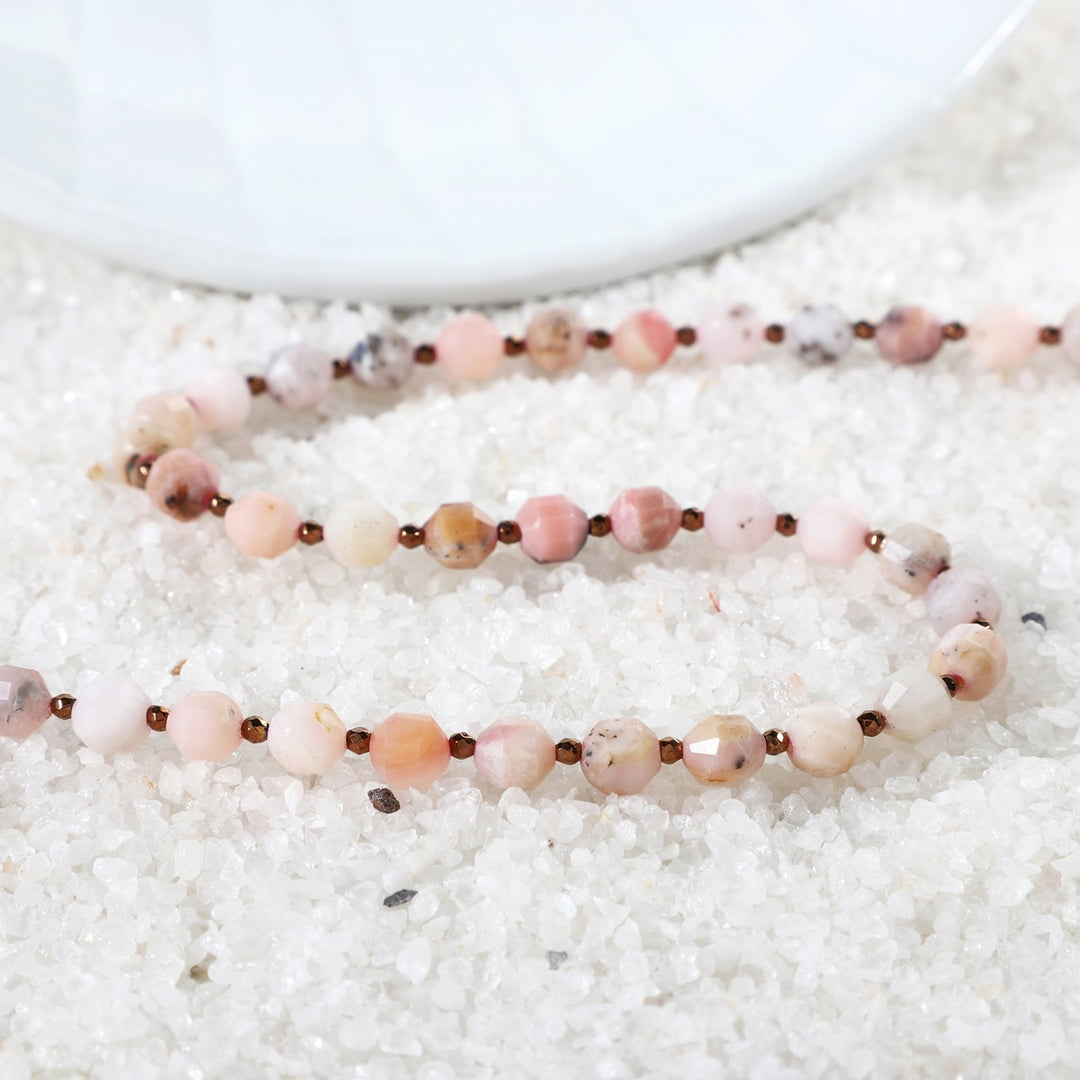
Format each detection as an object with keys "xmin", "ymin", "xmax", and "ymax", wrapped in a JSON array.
[
  {"xmin": 871, "ymin": 664, "xmax": 953, "ymax": 742},
  {"xmin": 0, "ymin": 665, "xmax": 51, "ymax": 739},
  {"xmin": 681, "ymin": 714, "xmax": 766, "ymax": 785},
  {"xmin": 929, "ymin": 623, "xmax": 1008, "ymax": 702},
  {"xmin": 879, "ymin": 523, "xmax": 950, "ymax": 595},
  {"xmin": 785, "ymin": 702, "xmax": 863, "ymax": 777},
  {"xmin": 1062, "ymin": 304, "xmax": 1080, "ymax": 364},
  {"xmin": 611, "ymin": 310, "xmax": 678, "ymax": 372},
  {"xmin": 474, "ymin": 716, "xmax": 556, "ymax": 791},
  {"xmin": 524, "ymin": 308, "xmax": 588, "ymax": 374},
  {"xmin": 875, "ymin": 306, "xmax": 945, "ymax": 365},
  {"xmin": 166, "ymin": 690, "xmax": 244, "ymax": 762},
  {"xmin": 369, "ymin": 712, "xmax": 450, "ymax": 790},
  {"xmin": 580, "ymin": 716, "xmax": 662, "ymax": 795},
  {"xmin": 323, "ymin": 498, "xmax": 400, "ymax": 567},
  {"xmin": 969, "ymin": 303, "xmax": 1040, "ymax": 371},
  {"xmin": 184, "ymin": 368, "xmax": 252, "ymax": 432},
  {"xmin": 609, "ymin": 487, "xmax": 682, "ymax": 553},
  {"xmin": 704, "ymin": 487, "xmax": 777, "ymax": 554},
  {"xmin": 145, "ymin": 449, "xmax": 220, "ymax": 522},
  {"xmin": 349, "ymin": 327, "xmax": 414, "ymax": 390},
  {"xmin": 697, "ymin": 302, "xmax": 764, "ymax": 365},
  {"xmin": 436, "ymin": 311, "xmax": 504, "ymax": 380},
  {"xmin": 796, "ymin": 498, "xmax": 869, "ymax": 565},
  {"xmin": 122, "ymin": 393, "xmax": 198, "ymax": 460},
  {"xmin": 786, "ymin": 305, "xmax": 854, "ymax": 365},
  {"xmin": 224, "ymin": 490, "xmax": 301, "ymax": 559},
  {"xmin": 265, "ymin": 344, "xmax": 334, "ymax": 409},
  {"xmin": 516, "ymin": 494, "xmax": 588, "ymax": 564},
  {"xmin": 423, "ymin": 502, "xmax": 498, "ymax": 569},
  {"xmin": 924, "ymin": 567, "xmax": 1001, "ymax": 635},
  {"xmin": 268, "ymin": 699, "xmax": 347, "ymax": 775},
  {"xmin": 70, "ymin": 675, "xmax": 151, "ymax": 754}
]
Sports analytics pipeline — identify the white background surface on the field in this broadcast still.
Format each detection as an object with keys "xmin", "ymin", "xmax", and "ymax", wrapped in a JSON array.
[{"xmin": 2, "ymin": 1, "xmax": 1080, "ymax": 1077}]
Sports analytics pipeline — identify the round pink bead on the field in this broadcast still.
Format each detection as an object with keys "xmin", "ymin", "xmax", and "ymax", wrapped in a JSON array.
[
  {"xmin": 369, "ymin": 712, "xmax": 450, "ymax": 791},
  {"xmin": 474, "ymin": 716, "xmax": 556, "ymax": 791},
  {"xmin": 268, "ymin": 699, "xmax": 347, "ymax": 775},
  {"xmin": 524, "ymin": 308, "xmax": 587, "ymax": 374},
  {"xmin": 697, "ymin": 302, "xmax": 764, "ymax": 365},
  {"xmin": 611, "ymin": 310, "xmax": 677, "ymax": 372},
  {"xmin": 609, "ymin": 486, "xmax": 683, "ymax": 553},
  {"xmin": 265, "ymin": 344, "xmax": 333, "ymax": 409},
  {"xmin": 969, "ymin": 303, "xmax": 1040, "ymax": 372},
  {"xmin": 70, "ymin": 675, "xmax": 150, "ymax": 754},
  {"xmin": 924, "ymin": 567, "xmax": 1002, "ymax": 636},
  {"xmin": 580, "ymin": 716, "xmax": 661, "ymax": 795},
  {"xmin": 516, "ymin": 494, "xmax": 589, "ymax": 564},
  {"xmin": 796, "ymin": 498, "xmax": 869, "ymax": 565},
  {"xmin": 436, "ymin": 311, "xmax": 504, "ymax": 380},
  {"xmin": 875, "ymin": 306, "xmax": 945, "ymax": 365},
  {"xmin": 185, "ymin": 368, "xmax": 252, "ymax": 432},
  {"xmin": 166, "ymin": 690, "xmax": 243, "ymax": 762},
  {"xmin": 0, "ymin": 665, "xmax": 51, "ymax": 739},
  {"xmin": 224, "ymin": 490, "xmax": 301, "ymax": 559},
  {"xmin": 682, "ymin": 714, "xmax": 766, "ymax": 785},
  {"xmin": 704, "ymin": 487, "xmax": 777, "ymax": 554},
  {"xmin": 145, "ymin": 448, "xmax": 220, "ymax": 522}
]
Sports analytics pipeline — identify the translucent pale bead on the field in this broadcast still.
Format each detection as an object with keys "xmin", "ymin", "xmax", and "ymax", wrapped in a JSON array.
[
  {"xmin": 524, "ymin": 308, "xmax": 588, "ymax": 374},
  {"xmin": 517, "ymin": 494, "xmax": 588, "ymax": 564},
  {"xmin": 0, "ymin": 665, "xmax": 51, "ymax": 739},
  {"xmin": 611, "ymin": 310, "xmax": 677, "ymax": 372},
  {"xmin": 682, "ymin": 714, "xmax": 766, "ymax": 785},
  {"xmin": 786, "ymin": 702, "xmax": 863, "ymax": 778},
  {"xmin": 349, "ymin": 328, "xmax": 414, "ymax": 390},
  {"xmin": 704, "ymin": 487, "xmax": 776, "ymax": 554},
  {"xmin": 474, "ymin": 716, "xmax": 556, "ymax": 791},
  {"xmin": 423, "ymin": 502, "xmax": 497, "ymax": 569},
  {"xmin": 871, "ymin": 664, "xmax": 953, "ymax": 742},
  {"xmin": 145, "ymin": 449, "xmax": 220, "ymax": 522},
  {"xmin": 166, "ymin": 690, "xmax": 243, "ymax": 762},
  {"xmin": 609, "ymin": 486, "xmax": 682, "ymax": 553},
  {"xmin": 796, "ymin": 498, "xmax": 868, "ymax": 565},
  {"xmin": 875, "ymin": 306, "xmax": 945, "ymax": 365},
  {"xmin": 436, "ymin": 312, "xmax": 504, "ymax": 380},
  {"xmin": 70, "ymin": 675, "xmax": 151, "ymax": 754},
  {"xmin": 323, "ymin": 499, "xmax": 399, "ymax": 567},
  {"xmin": 369, "ymin": 712, "xmax": 450, "ymax": 791},
  {"xmin": 265, "ymin": 344, "xmax": 333, "ymax": 409},
  {"xmin": 224, "ymin": 490, "xmax": 301, "ymax": 559},
  {"xmin": 581, "ymin": 717, "xmax": 661, "ymax": 795},
  {"xmin": 969, "ymin": 303, "xmax": 1040, "ymax": 372},
  {"xmin": 1062, "ymin": 304, "xmax": 1080, "ymax": 364},
  {"xmin": 929, "ymin": 623, "xmax": 1008, "ymax": 702},
  {"xmin": 786, "ymin": 305, "xmax": 854, "ymax": 365},
  {"xmin": 268, "ymin": 699, "xmax": 347, "ymax": 775},
  {"xmin": 879, "ymin": 523, "xmax": 950, "ymax": 595},
  {"xmin": 122, "ymin": 392, "xmax": 197, "ymax": 460},
  {"xmin": 697, "ymin": 301, "xmax": 764, "ymax": 365},
  {"xmin": 924, "ymin": 567, "xmax": 1001, "ymax": 635},
  {"xmin": 184, "ymin": 368, "xmax": 252, "ymax": 432}
]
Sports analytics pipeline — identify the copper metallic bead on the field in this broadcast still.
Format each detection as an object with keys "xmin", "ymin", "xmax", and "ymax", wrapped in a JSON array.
[
  {"xmin": 765, "ymin": 324, "xmax": 785, "ymax": 344},
  {"xmin": 346, "ymin": 728, "xmax": 372, "ymax": 754},
  {"xmin": 659, "ymin": 737, "xmax": 683, "ymax": 764},
  {"xmin": 503, "ymin": 336, "xmax": 526, "ymax": 356},
  {"xmin": 298, "ymin": 521, "xmax": 325, "ymax": 546},
  {"xmin": 246, "ymin": 374, "xmax": 268, "ymax": 395},
  {"xmin": 763, "ymin": 728, "xmax": 790, "ymax": 755},
  {"xmin": 940, "ymin": 674, "xmax": 960, "ymax": 697},
  {"xmin": 332, "ymin": 357, "xmax": 353, "ymax": 379},
  {"xmin": 853, "ymin": 320, "xmax": 876, "ymax": 340},
  {"xmin": 943, "ymin": 322, "xmax": 967, "ymax": 341},
  {"xmin": 398, "ymin": 524, "xmax": 425, "ymax": 549},
  {"xmin": 497, "ymin": 520, "xmax": 522, "ymax": 544},
  {"xmin": 1040, "ymin": 326, "xmax": 1062, "ymax": 345},
  {"xmin": 775, "ymin": 513, "xmax": 798, "ymax": 537},
  {"xmin": 449, "ymin": 732, "xmax": 476, "ymax": 759},
  {"xmin": 586, "ymin": 329, "xmax": 612, "ymax": 349},
  {"xmin": 368, "ymin": 787, "xmax": 401, "ymax": 814},
  {"xmin": 676, "ymin": 326, "xmax": 697, "ymax": 346},
  {"xmin": 865, "ymin": 530, "xmax": 887, "ymax": 553},
  {"xmin": 241, "ymin": 715, "xmax": 269, "ymax": 743},
  {"xmin": 146, "ymin": 705, "xmax": 169, "ymax": 732},
  {"xmin": 50, "ymin": 694, "xmax": 75, "ymax": 720},
  {"xmin": 414, "ymin": 344, "xmax": 437, "ymax": 365},
  {"xmin": 124, "ymin": 454, "xmax": 156, "ymax": 489},
  {"xmin": 207, "ymin": 494, "xmax": 232, "ymax": 517},
  {"xmin": 857, "ymin": 710, "xmax": 887, "ymax": 737},
  {"xmin": 681, "ymin": 508, "xmax": 704, "ymax": 532},
  {"xmin": 588, "ymin": 514, "xmax": 612, "ymax": 538},
  {"xmin": 555, "ymin": 738, "xmax": 582, "ymax": 764}
]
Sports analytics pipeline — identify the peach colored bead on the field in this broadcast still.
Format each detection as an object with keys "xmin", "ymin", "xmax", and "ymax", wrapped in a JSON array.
[
  {"xmin": 145, "ymin": 449, "xmax": 220, "ymax": 522},
  {"xmin": 969, "ymin": 303, "xmax": 1040, "ymax": 371},
  {"xmin": 184, "ymin": 368, "xmax": 252, "ymax": 432},
  {"xmin": 704, "ymin": 487, "xmax": 777, "ymax": 554},
  {"xmin": 924, "ymin": 567, "xmax": 1001, "ymax": 636},
  {"xmin": 268, "ymin": 699, "xmax": 347, "ymax": 775},
  {"xmin": 122, "ymin": 392, "xmax": 197, "ymax": 460},
  {"xmin": 516, "ymin": 494, "xmax": 589, "ymax": 564},
  {"xmin": 474, "ymin": 716, "xmax": 556, "ymax": 791},
  {"xmin": 166, "ymin": 690, "xmax": 244, "ymax": 762},
  {"xmin": 0, "ymin": 665, "xmax": 51, "ymax": 739},
  {"xmin": 580, "ymin": 716, "xmax": 661, "ymax": 795},
  {"xmin": 436, "ymin": 311, "xmax": 504, "ymax": 380},
  {"xmin": 875, "ymin": 306, "xmax": 945, "ymax": 365},
  {"xmin": 682, "ymin": 714, "xmax": 766, "ymax": 785},
  {"xmin": 611, "ymin": 310, "xmax": 678, "ymax": 372},
  {"xmin": 524, "ymin": 308, "xmax": 588, "ymax": 374},
  {"xmin": 697, "ymin": 302, "xmax": 764, "ymax": 365},
  {"xmin": 785, "ymin": 702, "xmax": 863, "ymax": 778},
  {"xmin": 224, "ymin": 490, "xmax": 301, "ymax": 559},
  {"xmin": 423, "ymin": 502, "xmax": 497, "ymax": 569},
  {"xmin": 70, "ymin": 675, "xmax": 150, "ymax": 754},
  {"xmin": 609, "ymin": 486, "xmax": 682, "ymax": 553},
  {"xmin": 796, "ymin": 498, "xmax": 869, "ymax": 565},
  {"xmin": 369, "ymin": 712, "xmax": 450, "ymax": 791},
  {"xmin": 929, "ymin": 623, "xmax": 1008, "ymax": 702}
]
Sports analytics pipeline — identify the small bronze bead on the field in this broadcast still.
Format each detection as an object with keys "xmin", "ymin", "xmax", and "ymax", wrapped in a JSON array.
[
  {"xmin": 298, "ymin": 521, "xmax": 324, "ymax": 545},
  {"xmin": 50, "ymin": 694, "xmax": 75, "ymax": 720},
  {"xmin": 497, "ymin": 520, "xmax": 522, "ymax": 544},
  {"xmin": 555, "ymin": 738, "xmax": 582, "ymax": 764},
  {"xmin": 398, "ymin": 524, "xmax": 425, "ymax": 549},
  {"xmin": 865, "ymin": 530, "xmax": 887, "ymax": 553},
  {"xmin": 586, "ymin": 329, "xmax": 612, "ymax": 349},
  {"xmin": 659, "ymin": 737, "xmax": 683, "ymax": 764},
  {"xmin": 857, "ymin": 710, "xmax": 887, "ymax": 737},
  {"xmin": 676, "ymin": 326, "xmax": 697, "ymax": 346},
  {"xmin": 414, "ymin": 343, "xmax": 437, "ymax": 365},
  {"xmin": 853, "ymin": 320, "xmax": 876, "ymax": 340},
  {"xmin": 146, "ymin": 705, "xmax": 169, "ymax": 732},
  {"xmin": 246, "ymin": 374, "xmax": 268, "ymax": 395},
  {"xmin": 764, "ymin": 729, "xmax": 790, "ymax": 755},
  {"xmin": 449, "ymin": 732, "xmax": 476, "ymax": 759},
  {"xmin": 588, "ymin": 514, "xmax": 612, "ymax": 538},
  {"xmin": 775, "ymin": 513, "xmax": 798, "ymax": 537},
  {"xmin": 940, "ymin": 674, "xmax": 961, "ymax": 697},
  {"xmin": 346, "ymin": 728, "xmax": 372, "ymax": 755},
  {"xmin": 503, "ymin": 336, "xmax": 526, "ymax": 356},
  {"xmin": 332, "ymin": 357, "xmax": 352, "ymax": 379},
  {"xmin": 124, "ymin": 454, "xmax": 156, "ymax": 489},
  {"xmin": 681, "ymin": 507, "xmax": 704, "ymax": 532},
  {"xmin": 241, "ymin": 715, "xmax": 268, "ymax": 743},
  {"xmin": 207, "ymin": 494, "xmax": 232, "ymax": 517},
  {"xmin": 943, "ymin": 322, "xmax": 967, "ymax": 341},
  {"xmin": 765, "ymin": 323, "xmax": 785, "ymax": 344},
  {"xmin": 368, "ymin": 787, "xmax": 401, "ymax": 814},
  {"xmin": 1040, "ymin": 326, "xmax": 1062, "ymax": 345}
]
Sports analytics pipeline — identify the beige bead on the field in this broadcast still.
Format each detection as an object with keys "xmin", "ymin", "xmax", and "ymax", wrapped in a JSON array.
[
  {"xmin": 785, "ymin": 702, "xmax": 863, "ymax": 778},
  {"xmin": 524, "ymin": 308, "xmax": 588, "ymax": 373},
  {"xmin": 879, "ymin": 523, "xmax": 950, "ymax": 596},
  {"xmin": 423, "ymin": 502, "xmax": 497, "ymax": 570},
  {"xmin": 224, "ymin": 490, "xmax": 301, "ymax": 559},
  {"xmin": 121, "ymin": 392, "xmax": 197, "ymax": 461},
  {"xmin": 323, "ymin": 499, "xmax": 399, "ymax": 567},
  {"xmin": 929, "ymin": 623, "xmax": 1008, "ymax": 702},
  {"xmin": 681, "ymin": 714, "xmax": 766, "ymax": 785}
]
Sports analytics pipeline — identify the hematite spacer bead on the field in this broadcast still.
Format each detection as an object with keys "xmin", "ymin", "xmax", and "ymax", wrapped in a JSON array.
[
  {"xmin": 764, "ymin": 729, "xmax": 790, "ymax": 755},
  {"xmin": 681, "ymin": 508, "xmax": 704, "ymax": 531},
  {"xmin": 586, "ymin": 329, "xmax": 612, "ymax": 349},
  {"xmin": 676, "ymin": 326, "xmax": 697, "ymax": 346},
  {"xmin": 414, "ymin": 344, "xmax": 437, "ymax": 365},
  {"xmin": 659, "ymin": 737, "xmax": 683, "ymax": 764},
  {"xmin": 146, "ymin": 705, "xmax": 169, "ymax": 732},
  {"xmin": 398, "ymin": 524, "xmax": 425, "ymax": 548},
  {"xmin": 298, "ymin": 521, "xmax": 324, "ymax": 545},
  {"xmin": 1040, "ymin": 326, "xmax": 1062, "ymax": 345},
  {"xmin": 943, "ymin": 322, "xmax": 967, "ymax": 341},
  {"xmin": 449, "ymin": 733, "xmax": 476, "ymax": 759},
  {"xmin": 865, "ymin": 530, "xmax": 887, "ymax": 553},
  {"xmin": 765, "ymin": 324, "xmax": 785, "ymax": 344},
  {"xmin": 503, "ymin": 336, "xmax": 526, "ymax": 356},
  {"xmin": 497, "ymin": 520, "xmax": 522, "ymax": 544},
  {"xmin": 588, "ymin": 514, "xmax": 612, "ymax": 537},
  {"xmin": 940, "ymin": 674, "xmax": 961, "ymax": 697},
  {"xmin": 208, "ymin": 494, "xmax": 232, "ymax": 517},
  {"xmin": 368, "ymin": 787, "xmax": 401, "ymax": 814},
  {"xmin": 332, "ymin": 357, "xmax": 352, "ymax": 379},
  {"xmin": 346, "ymin": 728, "xmax": 372, "ymax": 754},
  {"xmin": 556, "ymin": 738, "xmax": 582, "ymax": 764},
  {"xmin": 124, "ymin": 454, "xmax": 156, "ymax": 489},
  {"xmin": 853, "ymin": 320, "xmax": 876, "ymax": 340},
  {"xmin": 857, "ymin": 710, "xmax": 887, "ymax": 737},
  {"xmin": 246, "ymin": 374, "xmax": 268, "ymax": 395},
  {"xmin": 50, "ymin": 694, "xmax": 75, "ymax": 720},
  {"xmin": 775, "ymin": 513, "xmax": 798, "ymax": 537},
  {"xmin": 241, "ymin": 715, "xmax": 268, "ymax": 743}
]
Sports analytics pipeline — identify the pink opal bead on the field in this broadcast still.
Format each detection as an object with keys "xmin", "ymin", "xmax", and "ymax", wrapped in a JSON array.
[
  {"xmin": 322, "ymin": 498, "xmax": 399, "ymax": 567},
  {"xmin": 611, "ymin": 310, "xmax": 678, "ymax": 372},
  {"xmin": 224, "ymin": 490, "xmax": 301, "ymax": 559},
  {"xmin": 879, "ymin": 523, "xmax": 950, "ymax": 596},
  {"xmin": 474, "ymin": 716, "xmax": 556, "ymax": 791},
  {"xmin": 166, "ymin": 690, "xmax": 244, "ymax": 762},
  {"xmin": 184, "ymin": 368, "xmax": 252, "ymax": 432},
  {"xmin": 872, "ymin": 664, "xmax": 953, "ymax": 742},
  {"xmin": 580, "ymin": 716, "xmax": 661, "ymax": 795},
  {"xmin": 70, "ymin": 675, "xmax": 150, "ymax": 754},
  {"xmin": 609, "ymin": 486, "xmax": 682, "ymax": 553},
  {"xmin": 924, "ymin": 567, "xmax": 1001, "ymax": 636},
  {"xmin": 516, "ymin": 494, "xmax": 589, "ymax": 564},
  {"xmin": 796, "ymin": 498, "xmax": 869, "ymax": 565},
  {"xmin": 145, "ymin": 449, "xmax": 220, "ymax": 522},
  {"xmin": 369, "ymin": 712, "xmax": 450, "ymax": 791},
  {"xmin": 0, "ymin": 665, "xmax": 52, "ymax": 739},
  {"xmin": 704, "ymin": 487, "xmax": 777, "ymax": 554},
  {"xmin": 929, "ymin": 623, "xmax": 1008, "ymax": 702},
  {"xmin": 436, "ymin": 311, "xmax": 504, "ymax": 380},
  {"xmin": 265, "ymin": 344, "xmax": 334, "ymax": 409},
  {"xmin": 785, "ymin": 702, "xmax": 863, "ymax": 778},
  {"xmin": 423, "ymin": 502, "xmax": 498, "ymax": 570},
  {"xmin": 122, "ymin": 392, "xmax": 198, "ymax": 460},
  {"xmin": 268, "ymin": 700, "xmax": 347, "ymax": 775},
  {"xmin": 697, "ymin": 302, "xmax": 764, "ymax": 365},
  {"xmin": 682, "ymin": 714, "xmax": 766, "ymax": 785},
  {"xmin": 875, "ymin": 306, "xmax": 945, "ymax": 365},
  {"xmin": 969, "ymin": 303, "xmax": 1040, "ymax": 371},
  {"xmin": 524, "ymin": 308, "xmax": 588, "ymax": 374}
]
